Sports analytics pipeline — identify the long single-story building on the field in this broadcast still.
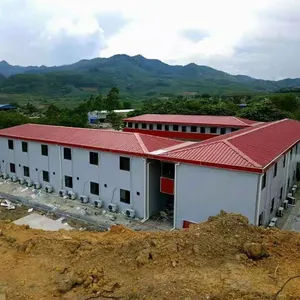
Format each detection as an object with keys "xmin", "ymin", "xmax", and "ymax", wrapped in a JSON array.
[
  {"xmin": 123, "ymin": 114, "xmax": 259, "ymax": 141},
  {"xmin": 0, "ymin": 119, "xmax": 299, "ymax": 228},
  {"xmin": 0, "ymin": 104, "xmax": 16, "ymax": 111}
]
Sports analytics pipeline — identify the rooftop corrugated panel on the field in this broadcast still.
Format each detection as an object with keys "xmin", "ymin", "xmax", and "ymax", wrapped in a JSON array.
[
  {"xmin": 0, "ymin": 124, "xmax": 184, "ymax": 155},
  {"xmin": 161, "ymin": 119, "xmax": 300, "ymax": 172},
  {"xmin": 124, "ymin": 114, "xmax": 258, "ymax": 127}
]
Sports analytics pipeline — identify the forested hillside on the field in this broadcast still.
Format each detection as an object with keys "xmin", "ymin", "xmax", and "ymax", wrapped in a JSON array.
[{"xmin": 1, "ymin": 55, "xmax": 300, "ymax": 98}]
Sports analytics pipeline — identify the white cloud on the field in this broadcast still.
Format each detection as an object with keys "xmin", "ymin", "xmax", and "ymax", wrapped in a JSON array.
[{"xmin": 0, "ymin": 0, "xmax": 299, "ymax": 78}]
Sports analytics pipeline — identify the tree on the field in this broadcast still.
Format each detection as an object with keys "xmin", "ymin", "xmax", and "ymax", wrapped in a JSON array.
[
  {"xmin": 0, "ymin": 112, "xmax": 30, "ymax": 129},
  {"xmin": 122, "ymin": 101, "xmax": 132, "ymax": 109},
  {"xmin": 45, "ymin": 104, "xmax": 61, "ymax": 118},
  {"xmin": 107, "ymin": 111, "xmax": 123, "ymax": 130},
  {"xmin": 270, "ymin": 93, "xmax": 300, "ymax": 113},
  {"xmin": 104, "ymin": 87, "xmax": 120, "ymax": 111},
  {"xmin": 24, "ymin": 102, "xmax": 38, "ymax": 115}
]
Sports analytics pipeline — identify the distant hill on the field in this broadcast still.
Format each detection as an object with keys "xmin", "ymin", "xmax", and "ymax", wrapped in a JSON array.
[{"xmin": 1, "ymin": 55, "xmax": 300, "ymax": 98}]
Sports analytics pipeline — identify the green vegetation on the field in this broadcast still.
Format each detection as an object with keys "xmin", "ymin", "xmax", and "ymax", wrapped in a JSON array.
[{"xmin": 2, "ymin": 55, "xmax": 300, "ymax": 103}]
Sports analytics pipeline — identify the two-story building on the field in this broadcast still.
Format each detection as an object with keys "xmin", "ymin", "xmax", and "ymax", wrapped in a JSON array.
[
  {"xmin": 123, "ymin": 114, "xmax": 259, "ymax": 141},
  {"xmin": 0, "ymin": 119, "xmax": 299, "ymax": 229}
]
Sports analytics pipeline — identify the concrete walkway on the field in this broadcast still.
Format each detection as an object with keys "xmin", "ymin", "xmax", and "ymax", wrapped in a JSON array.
[{"xmin": 278, "ymin": 187, "xmax": 300, "ymax": 231}]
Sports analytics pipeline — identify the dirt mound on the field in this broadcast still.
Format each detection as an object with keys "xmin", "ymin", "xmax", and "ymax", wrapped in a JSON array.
[{"xmin": 0, "ymin": 212, "xmax": 300, "ymax": 299}]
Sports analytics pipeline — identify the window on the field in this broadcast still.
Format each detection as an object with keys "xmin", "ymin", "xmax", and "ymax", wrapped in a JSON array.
[
  {"xmin": 8, "ymin": 140, "xmax": 14, "ymax": 150},
  {"xmin": 90, "ymin": 182, "xmax": 99, "ymax": 195},
  {"xmin": 280, "ymin": 187, "xmax": 283, "ymax": 200},
  {"xmin": 41, "ymin": 144, "xmax": 48, "ymax": 156},
  {"xmin": 10, "ymin": 163, "xmax": 15, "ymax": 173},
  {"xmin": 290, "ymin": 149, "xmax": 293, "ymax": 161},
  {"xmin": 182, "ymin": 126, "xmax": 186, "ymax": 132},
  {"xmin": 210, "ymin": 127, "xmax": 217, "ymax": 134},
  {"xmin": 231, "ymin": 128, "xmax": 239, "ymax": 132},
  {"xmin": 64, "ymin": 176, "xmax": 73, "ymax": 188},
  {"xmin": 200, "ymin": 127, "xmax": 205, "ymax": 134},
  {"xmin": 120, "ymin": 156, "xmax": 130, "ymax": 171},
  {"xmin": 261, "ymin": 173, "xmax": 266, "ymax": 190},
  {"xmin": 273, "ymin": 163, "xmax": 277, "ymax": 178},
  {"xmin": 120, "ymin": 189, "xmax": 130, "ymax": 204},
  {"xmin": 287, "ymin": 178, "xmax": 290, "ymax": 189},
  {"xmin": 23, "ymin": 166, "xmax": 30, "ymax": 177},
  {"xmin": 283, "ymin": 155, "xmax": 286, "ymax": 168},
  {"xmin": 191, "ymin": 126, "xmax": 197, "ymax": 133},
  {"xmin": 64, "ymin": 148, "xmax": 72, "ymax": 160},
  {"xmin": 270, "ymin": 198, "xmax": 275, "ymax": 213},
  {"xmin": 293, "ymin": 170, "xmax": 296, "ymax": 181},
  {"xmin": 43, "ymin": 171, "xmax": 49, "ymax": 182},
  {"xmin": 149, "ymin": 124, "xmax": 153, "ymax": 130},
  {"xmin": 22, "ymin": 142, "xmax": 28, "ymax": 153},
  {"xmin": 220, "ymin": 128, "xmax": 226, "ymax": 135},
  {"xmin": 157, "ymin": 124, "xmax": 162, "ymax": 130},
  {"xmin": 173, "ymin": 125, "xmax": 179, "ymax": 131},
  {"xmin": 141, "ymin": 123, "xmax": 147, "ymax": 129},
  {"xmin": 134, "ymin": 123, "xmax": 139, "ymax": 129},
  {"xmin": 128, "ymin": 122, "xmax": 132, "ymax": 128},
  {"xmin": 165, "ymin": 125, "xmax": 169, "ymax": 131},
  {"xmin": 162, "ymin": 162, "xmax": 175, "ymax": 179},
  {"xmin": 89, "ymin": 152, "xmax": 99, "ymax": 165},
  {"xmin": 258, "ymin": 212, "xmax": 264, "ymax": 226}
]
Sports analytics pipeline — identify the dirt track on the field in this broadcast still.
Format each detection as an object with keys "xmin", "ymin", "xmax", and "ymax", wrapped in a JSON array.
[{"xmin": 0, "ymin": 212, "xmax": 300, "ymax": 300}]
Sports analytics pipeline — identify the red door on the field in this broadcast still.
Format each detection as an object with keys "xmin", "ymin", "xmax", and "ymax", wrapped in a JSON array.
[{"xmin": 183, "ymin": 220, "xmax": 194, "ymax": 229}]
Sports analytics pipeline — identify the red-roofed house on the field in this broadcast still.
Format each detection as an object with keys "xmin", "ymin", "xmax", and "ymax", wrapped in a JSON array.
[
  {"xmin": 0, "ymin": 120, "xmax": 299, "ymax": 228},
  {"xmin": 124, "ymin": 114, "xmax": 260, "ymax": 141}
]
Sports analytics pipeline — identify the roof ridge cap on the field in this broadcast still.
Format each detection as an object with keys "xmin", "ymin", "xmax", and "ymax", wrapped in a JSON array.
[
  {"xmin": 223, "ymin": 140, "xmax": 261, "ymax": 167},
  {"xmin": 232, "ymin": 116, "xmax": 247, "ymax": 126},
  {"xmin": 134, "ymin": 133, "xmax": 149, "ymax": 153},
  {"xmin": 225, "ymin": 119, "xmax": 285, "ymax": 142},
  {"xmin": 161, "ymin": 141, "xmax": 196, "ymax": 153}
]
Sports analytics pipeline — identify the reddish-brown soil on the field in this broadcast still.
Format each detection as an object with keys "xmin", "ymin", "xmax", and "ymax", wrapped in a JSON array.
[{"xmin": 0, "ymin": 212, "xmax": 300, "ymax": 300}]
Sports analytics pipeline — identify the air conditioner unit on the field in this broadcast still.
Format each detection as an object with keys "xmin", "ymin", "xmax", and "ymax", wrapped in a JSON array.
[
  {"xmin": 34, "ymin": 182, "xmax": 41, "ymax": 189},
  {"xmin": 125, "ymin": 208, "xmax": 136, "ymax": 218},
  {"xmin": 26, "ymin": 179, "xmax": 33, "ymax": 187},
  {"xmin": 80, "ymin": 195, "xmax": 89, "ymax": 204},
  {"xmin": 94, "ymin": 200, "xmax": 103, "ymax": 208},
  {"xmin": 108, "ymin": 203, "xmax": 118, "ymax": 213},
  {"xmin": 287, "ymin": 193, "xmax": 293, "ymax": 198},
  {"xmin": 18, "ymin": 178, "xmax": 25, "ymax": 185},
  {"xmin": 291, "ymin": 187, "xmax": 296, "ymax": 196},
  {"xmin": 276, "ymin": 207, "xmax": 284, "ymax": 217},
  {"xmin": 59, "ymin": 190, "xmax": 67, "ymax": 197},
  {"xmin": 283, "ymin": 200, "xmax": 289, "ymax": 210},
  {"xmin": 10, "ymin": 175, "xmax": 18, "ymax": 182},
  {"xmin": 68, "ymin": 191, "xmax": 77, "ymax": 200},
  {"xmin": 293, "ymin": 184, "xmax": 298, "ymax": 191},
  {"xmin": 287, "ymin": 196, "xmax": 296, "ymax": 205},
  {"xmin": 1, "ymin": 173, "xmax": 8, "ymax": 180},
  {"xmin": 268, "ymin": 221, "xmax": 276, "ymax": 228},
  {"xmin": 44, "ymin": 185, "xmax": 53, "ymax": 193}
]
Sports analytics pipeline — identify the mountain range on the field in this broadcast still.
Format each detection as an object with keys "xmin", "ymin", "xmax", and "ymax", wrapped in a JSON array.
[{"xmin": 0, "ymin": 54, "xmax": 300, "ymax": 98}]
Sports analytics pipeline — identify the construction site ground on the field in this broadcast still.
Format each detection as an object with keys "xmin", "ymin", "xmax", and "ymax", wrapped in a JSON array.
[{"xmin": 1, "ymin": 212, "xmax": 300, "ymax": 299}]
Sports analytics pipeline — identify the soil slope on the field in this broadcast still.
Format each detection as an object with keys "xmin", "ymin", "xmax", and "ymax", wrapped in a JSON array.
[{"xmin": 0, "ymin": 212, "xmax": 300, "ymax": 300}]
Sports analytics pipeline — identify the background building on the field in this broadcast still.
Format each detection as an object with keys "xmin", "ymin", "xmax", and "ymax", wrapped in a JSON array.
[{"xmin": 123, "ymin": 114, "xmax": 259, "ymax": 141}]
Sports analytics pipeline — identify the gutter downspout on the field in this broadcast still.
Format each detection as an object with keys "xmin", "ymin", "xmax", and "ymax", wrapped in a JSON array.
[
  {"xmin": 57, "ymin": 145, "xmax": 63, "ymax": 190},
  {"xmin": 141, "ymin": 158, "xmax": 150, "ymax": 223},
  {"xmin": 171, "ymin": 162, "xmax": 180, "ymax": 231},
  {"xmin": 284, "ymin": 154, "xmax": 290, "ymax": 198},
  {"xmin": 254, "ymin": 174, "xmax": 263, "ymax": 225}
]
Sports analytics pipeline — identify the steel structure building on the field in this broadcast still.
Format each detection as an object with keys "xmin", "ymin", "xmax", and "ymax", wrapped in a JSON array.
[{"xmin": 0, "ymin": 119, "xmax": 299, "ymax": 228}]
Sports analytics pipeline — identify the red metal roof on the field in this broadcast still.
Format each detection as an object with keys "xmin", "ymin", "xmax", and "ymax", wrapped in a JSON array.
[
  {"xmin": 124, "ymin": 114, "xmax": 259, "ymax": 127},
  {"xmin": 0, "ymin": 124, "xmax": 184, "ymax": 156},
  {"xmin": 160, "ymin": 119, "xmax": 300, "ymax": 173}
]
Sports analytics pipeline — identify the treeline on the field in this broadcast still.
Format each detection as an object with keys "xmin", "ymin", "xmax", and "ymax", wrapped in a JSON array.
[{"xmin": 0, "ymin": 90, "xmax": 299, "ymax": 131}]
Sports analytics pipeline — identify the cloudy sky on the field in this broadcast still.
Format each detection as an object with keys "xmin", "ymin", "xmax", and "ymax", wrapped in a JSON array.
[{"xmin": 0, "ymin": 0, "xmax": 298, "ymax": 79}]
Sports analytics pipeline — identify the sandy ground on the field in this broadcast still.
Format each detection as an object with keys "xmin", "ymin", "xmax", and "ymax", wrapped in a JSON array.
[{"xmin": 0, "ymin": 212, "xmax": 300, "ymax": 300}]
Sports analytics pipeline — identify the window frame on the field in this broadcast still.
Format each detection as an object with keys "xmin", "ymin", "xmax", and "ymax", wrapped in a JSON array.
[
  {"xmin": 134, "ymin": 123, "xmax": 139, "ymax": 129},
  {"xmin": 283, "ymin": 155, "xmax": 286, "ymax": 167},
  {"xmin": 120, "ymin": 189, "xmax": 130, "ymax": 204},
  {"xmin": 270, "ymin": 198, "xmax": 275, "ymax": 213},
  {"xmin": 90, "ymin": 182, "xmax": 100, "ymax": 195},
  {"xmin": 273, "ymin": 162, "xmax": 277, "ymax": 178},
  {"xmin": 64, "ymin": 147, "xmax": 72, "ymax": 160},
  {"xmin": 149, "ymin": 124, "xmax": 153, "ymax": 130},
  {"xmin": 64, "ymin": 175, "xmax": 73, "ymax": 188},
  {"xmin": 41, "ymin": 144, "xmax": 48, "ymax": 156},
  {"xmin": 191, "ymin": 126, "xmax": 197, "ymax": 133},
  {"xmin": 157, "ymin": 124, "xmax": 162, "ymax": 130},
  {"xmin": 200, "ymin": 127, "xmax": 205, "ymax": 134},
  {"xmin": 141, "ymin": 123, "xmax": 147, "ymax": 129},
  {"xmin": 172, "ymin": 125, "xmax": 179, "ymax": 131},
  {"xmin": 43, "ymin": 170, "xmax": 49, "ymax": 182},
  {"xmin": 165, "ymin": 124, "xmax": 169, "ymax": 131},
  {"xmin": 89, "ymin": 152, "xmax": 99, "ymax": 166},
  {"xmin": 120, "ymin": 156, "xmax": 130, "ymax": 171},
  {"xmin": 182, "ymin": 126, "xmax": 186, "ymax": 132},
  {"xmin": 128, "ymin": 122, "xmax": 132, "ymax": 128},
  {"xmin": 8, "ymin": 140, "xmax": 14, "ymax": 150},
  {"xmin": 22, "ymin": 141, "xmax": 28, "ymax": 153},
  {"xmin": 220, "ymin": 128, "xmax": 226, "ymax": 135},
  {"xmin": 280, "ymin": 187, "xmax": 283, "ymax": 200},
  {"xmin": 23, "ymin": 166, "xmax": 30, "ymax": 177},
  {"xmin": 261, "ymin": 173, "xmax": 266, "ymax": 190},
  {"xmin": 210, "ymin": 127, "xmax": 217, "ymax": 134}
]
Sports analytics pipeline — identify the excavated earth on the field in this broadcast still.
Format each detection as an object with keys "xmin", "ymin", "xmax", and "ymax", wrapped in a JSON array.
[{"xmin": 0, "ymin": 211, "xmax": 300, "ymax": 300}]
